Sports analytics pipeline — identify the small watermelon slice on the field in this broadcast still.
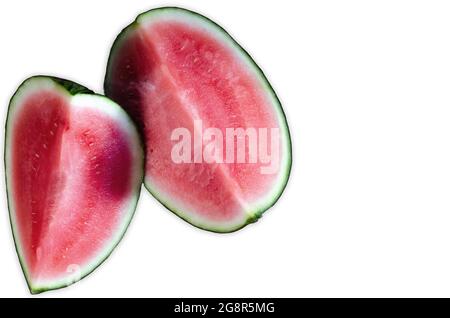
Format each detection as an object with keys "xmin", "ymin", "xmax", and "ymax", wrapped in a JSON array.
[
  {"xmin": 5, "ymin": 76, "xmax": 143, "ymax": 293},
  {"xmin": 105, "ymin": 7, "xmax": 292, "ymax": 232}
]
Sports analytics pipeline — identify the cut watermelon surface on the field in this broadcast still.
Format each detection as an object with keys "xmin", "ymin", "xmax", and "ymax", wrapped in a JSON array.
[
  {"xmin": 105, "ymin": 7, "xmax": 292, "ymax": 232},
  {"xmin": 5, "ymin": 76, "xmax": 143, "ymax": 293}
]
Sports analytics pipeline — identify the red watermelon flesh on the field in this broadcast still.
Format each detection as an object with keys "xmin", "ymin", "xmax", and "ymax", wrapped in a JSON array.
[
  {"xmin": 5, "ymin": 77, "xmax": 143, "ymax": 293},
  {"xmin": 105, "ymin": 7, "xmax": 292, "ymax": 232}
]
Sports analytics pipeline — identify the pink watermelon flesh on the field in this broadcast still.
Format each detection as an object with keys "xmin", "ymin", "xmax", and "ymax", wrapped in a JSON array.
[
  {"xmin": 5, "ymin": 77, "xmax": 143, "ymax": 293},
  {"xmin": 105, "ymin": 7, "xmax": 291, "ymax": 232}
]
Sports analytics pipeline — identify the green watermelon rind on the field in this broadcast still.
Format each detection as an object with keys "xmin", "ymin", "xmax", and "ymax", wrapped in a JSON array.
[
  {"xmin": 105, "ymin": 7, "xmax": 292, "ymax": 233},
  {"xmin": 5, "ymin": 76, "xmax": 144, "ymax": 293}
]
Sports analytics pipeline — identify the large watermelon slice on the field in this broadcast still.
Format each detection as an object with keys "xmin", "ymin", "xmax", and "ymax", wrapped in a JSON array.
[
  {"xmin": 105, "ymin": 7, "xmax": 291, "ymax": 232},
  {"xmin": 5, "ymin": 76, "xmax": 143, "ymax": 293}
]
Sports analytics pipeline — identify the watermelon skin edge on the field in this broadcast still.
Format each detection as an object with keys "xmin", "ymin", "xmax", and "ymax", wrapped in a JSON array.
[
  {"xmin": 105, "ymin": 7, "xmax": 292, "ymax": 233},
  {"xmin": 5, "ymin": 76, "xmax": 144, "ymax": 293}
]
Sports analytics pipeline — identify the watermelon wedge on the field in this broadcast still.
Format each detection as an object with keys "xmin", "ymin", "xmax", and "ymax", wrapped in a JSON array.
[
  {"xmin": 5, "ymin": 76, "xmax": 143, "ymax": 293},
  {"xmin": 105, "ymin": 7, "xmax": 292, "ymax": 232}
]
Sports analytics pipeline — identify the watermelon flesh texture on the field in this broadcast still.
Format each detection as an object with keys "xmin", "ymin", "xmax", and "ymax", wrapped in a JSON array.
[
  {"xmin": 5, "ymin": 77, "xmax": 143, "ymax": 293},
  {"xmin": 105, "ymin": 7, "xmax": 291, "ymax": 232}
]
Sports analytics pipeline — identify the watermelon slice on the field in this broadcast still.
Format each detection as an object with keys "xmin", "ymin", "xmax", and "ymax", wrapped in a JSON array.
[
  {"xmin": 105, "ymin": 7, "xmax": 291, "ymax": 233},
  {"xmin": 5, "ymin": 76, "xmax": 143, "ymax": 293},
  {"xmin": 105, "ymin": 7, "xmax": 291, "ymax": 232}
]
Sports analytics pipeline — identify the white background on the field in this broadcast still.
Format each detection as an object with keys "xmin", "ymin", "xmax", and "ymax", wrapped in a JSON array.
[{"xmin": 1, "ymin": 0, "xmax": 450, "ymax": 297}]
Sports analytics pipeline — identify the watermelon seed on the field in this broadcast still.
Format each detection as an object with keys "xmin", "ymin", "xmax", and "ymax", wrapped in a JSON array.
[
  {"xmin": 49, "ymin": 130, "xmax": 54, "ymax": 136},
  {"xmin": 34, "ymin": 153, "xmax": 40, "ymax": 159},
  {"xmin": 91, "ymin": 156, "xmax": 97, "ymax": 161},
  {"xmin": 42, "ymin": 143, "xmax": 48, "ymax": 149},
  {"xmin": 36, "ymin": 247, "xmax": 42, "ymax": 261}
]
